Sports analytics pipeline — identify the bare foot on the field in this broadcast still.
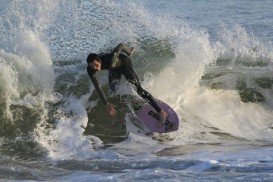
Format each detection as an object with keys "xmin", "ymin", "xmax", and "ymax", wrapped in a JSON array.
[{"xmin": 157, "ymin": 110, "xmax": 168, "ymax": 128}]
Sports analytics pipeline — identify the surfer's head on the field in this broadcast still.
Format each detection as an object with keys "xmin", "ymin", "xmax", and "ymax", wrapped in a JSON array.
[{"xmin": 87, "ymin": 53, "xmax": 101, "ymax": 71}]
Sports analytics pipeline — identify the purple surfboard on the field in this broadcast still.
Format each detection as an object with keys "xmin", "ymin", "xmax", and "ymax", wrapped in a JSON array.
[{"xmin": 136, "ymin": 100, "xmax": 179, "ymax": 133}]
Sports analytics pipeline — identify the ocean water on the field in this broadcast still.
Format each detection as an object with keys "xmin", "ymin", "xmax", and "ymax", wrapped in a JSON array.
[{"xmin": 0, "ymin": 0, "xmax": 273, "ymax": 181}]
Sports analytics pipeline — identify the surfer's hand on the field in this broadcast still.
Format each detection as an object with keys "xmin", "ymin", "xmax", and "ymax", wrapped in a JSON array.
[{"xmin": 105, "ymin": 103, "xmax": 116, "ymax": 116}]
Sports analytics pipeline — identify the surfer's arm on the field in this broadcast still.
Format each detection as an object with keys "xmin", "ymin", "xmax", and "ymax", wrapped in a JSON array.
[
  {"xmin": 87, "ymin": 67, "xmax": 108, "ymax": 105},
  {"xmin": 90, "ymin": 76, "xmax": 117, "ymax": 116},
  {"xmin": 90, "ymin": 75, "xmax": 108, "ymax": 105}
]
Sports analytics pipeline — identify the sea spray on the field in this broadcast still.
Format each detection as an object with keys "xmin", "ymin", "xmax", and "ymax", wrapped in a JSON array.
[{"xmin": 0, "ymin": 0, "xmax": 273, "ymax": 161}]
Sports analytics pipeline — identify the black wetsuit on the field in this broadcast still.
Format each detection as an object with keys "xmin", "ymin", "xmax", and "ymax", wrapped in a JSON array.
[{"xmin": 87, "ymin": 44, "xmax": 162, "ymax": 113}]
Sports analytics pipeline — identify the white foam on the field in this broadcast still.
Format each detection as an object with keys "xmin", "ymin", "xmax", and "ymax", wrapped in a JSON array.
[
  {"xmin": 183, "ymin": 87, "xmax": 273, "ymax": 141},
  {"xmin": 2, "ymin": 0, "xmax": 273, "ymax": 161},
  {"xmin": 0, "ymin": 28, "xmax": 55, "ymax": 125}
]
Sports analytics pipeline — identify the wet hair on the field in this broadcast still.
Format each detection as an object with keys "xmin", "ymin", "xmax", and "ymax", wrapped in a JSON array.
[{"xmin": 86, "ymin": 53, "xmax": 101, "ymax": 63}]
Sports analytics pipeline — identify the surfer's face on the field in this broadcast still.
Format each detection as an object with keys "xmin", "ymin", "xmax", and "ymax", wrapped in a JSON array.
[{"xmin": 89, "ymin": 60, "xmax": 101, "ymax": 71}]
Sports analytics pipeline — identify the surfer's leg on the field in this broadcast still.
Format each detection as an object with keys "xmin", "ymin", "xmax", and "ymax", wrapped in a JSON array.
[
  {"xmin": 121, "ymin": 56, "xmax": 162, "ymax": 113},
  {"xmin": 108, "ymin": 68, "xmax": 122, "ymax": 96},
  {"xmin": 135, "ymin": 84, "xmax": 162, "ymax": 113}
]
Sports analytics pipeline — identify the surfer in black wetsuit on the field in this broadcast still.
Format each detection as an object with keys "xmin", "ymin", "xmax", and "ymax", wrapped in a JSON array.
[{"xmin": 87, "ymin": 43, "xmax": 168, "ymax": 125}]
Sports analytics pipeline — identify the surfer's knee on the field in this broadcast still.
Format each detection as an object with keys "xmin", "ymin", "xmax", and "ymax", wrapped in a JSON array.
[{"xmin": 121, "ymin": 56, "xmax": 133, "ymax": 67}]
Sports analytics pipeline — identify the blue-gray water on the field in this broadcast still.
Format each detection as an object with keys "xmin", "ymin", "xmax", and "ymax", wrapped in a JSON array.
[{"xmin": 0, "ymin": 0, "xmax": 273, "ymax": 181}]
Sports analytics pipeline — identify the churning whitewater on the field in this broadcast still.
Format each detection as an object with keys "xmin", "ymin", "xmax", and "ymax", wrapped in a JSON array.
[{"xmin": 0, "ymin": 0, "xmax": 273, "ymax": 181}]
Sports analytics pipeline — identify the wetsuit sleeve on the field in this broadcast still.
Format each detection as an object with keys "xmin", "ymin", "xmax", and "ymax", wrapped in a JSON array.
[{"xmin": 87, "ymin": 66, "xmax": 108, "ymax": 105}]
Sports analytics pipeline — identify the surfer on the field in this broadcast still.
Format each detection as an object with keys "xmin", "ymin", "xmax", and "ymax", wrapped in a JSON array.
[{"xmin": 87, "ymin": 43, "xmax": 168, "ymax": 125}]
